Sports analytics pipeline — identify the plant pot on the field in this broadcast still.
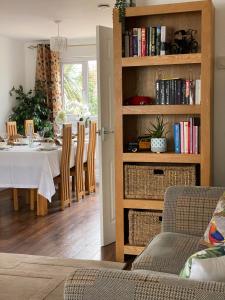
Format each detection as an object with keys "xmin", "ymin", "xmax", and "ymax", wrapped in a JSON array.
[{"xmin": 151, "ymin": 138, "xmax": 167, "ymax": 153}]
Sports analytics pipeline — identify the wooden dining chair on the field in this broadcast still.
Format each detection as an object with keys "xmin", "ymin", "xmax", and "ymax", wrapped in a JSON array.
[
  {"xmin": 6, "ymin": 121, "xmax": 17, "ymax": 138},
  {"xmin": 24, "ymin": 120, "xmax": 34, "ymax": 137},
  {"xmin": 6, "ymin": 121, "xmax": 20, "ymax": 210},
  {"xmin": 15, "ymin": 124, "xmax": 72, "ymax": 215},
  {"xmin": 54, "ymin": 123, "xmax": 72, "ymax": 210},
  {"xmin": 84, "ymin": 121, "xmax": 97, "ymax": 194},
  {"xmin": 70, "ymin": 122, "xmax": 85, "ymax": 201}
]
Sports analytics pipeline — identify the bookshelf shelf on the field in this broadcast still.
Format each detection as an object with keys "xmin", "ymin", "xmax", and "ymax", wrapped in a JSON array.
[
  {"xmin": 123, "ymin": 153, "xmax": 201, "ymax": 164},
  {"xmin": 122, "ymin": 53, "xmax": 201, "ymax": 68},
  {"xmin": 124, "ymin": 199, "xmax": 164, "ymax": 210},
  {"xmin": 114, "ymin": 1, "xmax": 214, "ymax": 262},
  {"xmin": 124, "ymin": 245, "xmax": 145, "ymax": 256},
  {"xmin": 122, "ymin": 105, "xmax": 201, "ymax": 115}
]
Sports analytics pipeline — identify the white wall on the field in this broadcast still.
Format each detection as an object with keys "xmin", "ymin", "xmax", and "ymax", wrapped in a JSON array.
[
  {"xmin": 0, "ymin": 36, "xmax": 25, "ymax": 133},
  {"xmin": 24, "ymin": 38, "xmax": 96, "ymax": 91}
]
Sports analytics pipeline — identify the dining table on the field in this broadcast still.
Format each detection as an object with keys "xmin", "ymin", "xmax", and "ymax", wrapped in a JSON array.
[{"xmin": 0, "ymin": 140, "xmax": 87, "ymax": 216}]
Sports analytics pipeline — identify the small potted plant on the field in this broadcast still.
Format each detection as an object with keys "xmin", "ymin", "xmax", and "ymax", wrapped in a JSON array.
[
  {"xmin": 115, "ymin": 0, "xmax": 136, "ymax": 23},
  {"xmin": 147, "ymin": 116, "xmax": 168, "ymax": 153}
]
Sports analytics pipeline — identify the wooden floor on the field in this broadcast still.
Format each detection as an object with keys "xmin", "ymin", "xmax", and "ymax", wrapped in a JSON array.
[{"xmin": 0, "ymin": 189, "xmax": 116, "ymax": 262}]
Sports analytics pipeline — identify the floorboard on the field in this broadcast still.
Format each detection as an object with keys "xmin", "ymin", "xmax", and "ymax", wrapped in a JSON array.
[{"xmin": 0, "ymin": 189, "xmax": 116, "ymax": 262}]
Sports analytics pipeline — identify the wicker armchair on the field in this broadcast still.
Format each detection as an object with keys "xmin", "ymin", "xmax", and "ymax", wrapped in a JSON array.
[{"xmin": 64, "ymin": 186, "xmax": 225, "ymax": 300}]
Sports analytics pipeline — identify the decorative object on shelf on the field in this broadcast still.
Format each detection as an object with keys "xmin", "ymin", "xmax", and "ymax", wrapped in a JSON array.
[
  {"xmin": 50, "ymin": 20, "xmax": 68, "ymax": 52},
  {"xmin": 146, "ymin": 116, "xmax": 168, "ymax": 153},
  {"xmin": 138, "ymin": 135, "xmax": 151, "ymax": 151},
  {"xmin": 170, "ymin": 29, "xmax": 199, "ymax": 54},
  {"xmin": 151, "ymin": 137, "xmax": 167, "ymax": 153},
  {"xmin": 125, "ymin": 96, "xmax": 153, "ymax": 106},
  {"xmin": 115, "ymin": 0, "xmax": 136, "ymax": 23},
  {"xmin": 127, "ymin": 142, "xmax": 138, "ymax": 152}
]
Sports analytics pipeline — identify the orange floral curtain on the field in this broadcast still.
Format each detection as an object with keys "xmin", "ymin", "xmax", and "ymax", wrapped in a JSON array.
[{"xmin": 35, "ymin": 44, "xmax": 62, "ymax": 122}]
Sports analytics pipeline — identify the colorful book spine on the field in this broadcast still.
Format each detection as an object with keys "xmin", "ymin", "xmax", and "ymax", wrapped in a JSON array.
[
  {"xmin": 193, "ymin": 126, "xmax": 199, "ymax": 154},
  {"xmin": 184, "ymin": 121, "xmax": 189, "ymax": 154},
  {"xmin": 132, "ymin": 28, "xmax": 138, "ymax": 57},
  {"xmin": 195, "ymin": 79, "xmax": 201, "ymax": 104},
  {"xmin": 160, "ymin": 26, "xmax": 166, "ymax": 55},
  {"xmin": 165, "ymin": 80, "xmax": 170, "ymax": 105},
  {"xmin": 189, "ymin": 80, "xmax": 195, "ymax": 105},
  {"xmin": 151, "ymin": 27, "xmax": 156, "ymax": 56},
  {"xmin": 124, "ymin": 31, "xmax": 130, "ymax": 57},
  {"xmin": 146, "ymin": 27, "xmax": 149, "ymax": 56},
  {"xmin": 129, "ymin": 30, "xmax": 133, "ymax": 57},
  {"xmin": 160, "ymin": 80, "xmax": 166, "ymax": 105},
  {"xmin": 189, "ymin": 117, "xmax": 193, "ymax": 154},
  {"xmin": 181, "ymin": 79, "xmax": 186, "ymax": 105},
  {"xmin": 155, "ymin": 80, "xmax": 160, "ymax": 105},
  {"xmin": 141, "ymin": 28, "xmax": 146, "ymax": 56},
  {"xmin": 138, "ymin": 28, "xmax": 142, "ymax": 57},
  {"xmin": 174, "ymin": 123, "xmax": 181, "ymax": 153},
  {"xmin": 180, "ymin": 121, "xmax": 184, "ymax": 154},
  {"xmin": 185, "ymin": 80, "xmax": 190, "ymax": 104},
  {"xmin": 156, "ymin": 26, "xmax": 161, "ymax": 56}
]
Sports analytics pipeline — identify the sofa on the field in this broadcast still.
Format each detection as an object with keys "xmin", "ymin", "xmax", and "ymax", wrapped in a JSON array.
[{"xmin": 64, "ymin": 186, "xmax": 225, "ymax": 299}]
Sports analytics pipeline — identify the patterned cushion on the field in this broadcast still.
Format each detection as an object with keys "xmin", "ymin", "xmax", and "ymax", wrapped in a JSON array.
[
  {"xmin": 132, "ymin": 232, "xmax": 200, "ymax": 274},
  {"xmin": 204, "ymin": 194, "xmax": 225, "ymax": 245},
  {"xmin": 180, "ymin": 246, "xmax": 225, "ymax": 282}
]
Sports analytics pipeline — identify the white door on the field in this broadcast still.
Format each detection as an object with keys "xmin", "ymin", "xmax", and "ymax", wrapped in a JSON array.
[{"xmin": 96, "ymin": 26, "xmax": 115, "ymax": 246}]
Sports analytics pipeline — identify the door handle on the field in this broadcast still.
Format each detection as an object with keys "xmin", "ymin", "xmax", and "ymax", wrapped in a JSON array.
[
  {"xmin": 97, "ymin": 128, "xmax": 114, "ymax": 141},
  {"xmin": 97, "ymin": 128, "xmax": 114, "ymax": 136}
]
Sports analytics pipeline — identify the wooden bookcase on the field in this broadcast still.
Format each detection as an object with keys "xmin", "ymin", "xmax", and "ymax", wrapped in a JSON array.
[{"xmin": 114, "ymin": 0, "xmax": 214, "ymax": 262}]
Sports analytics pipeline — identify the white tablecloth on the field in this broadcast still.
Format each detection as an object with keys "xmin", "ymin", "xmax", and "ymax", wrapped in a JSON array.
[{"xmin": 0, "ymin": 143, "xmax": 81, "ymax": 201}]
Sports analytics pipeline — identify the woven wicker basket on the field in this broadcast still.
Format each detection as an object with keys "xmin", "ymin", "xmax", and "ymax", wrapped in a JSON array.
[
  {"xmin": 129, "ymin": 210, "xmax": 162, "ymax": 246},
  {"xmin": 124, "ymin": 164, "xmax": 196, "ymax": 200}
]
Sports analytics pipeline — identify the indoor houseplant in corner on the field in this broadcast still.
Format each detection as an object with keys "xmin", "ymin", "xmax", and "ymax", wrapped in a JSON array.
[
  {"xmin": 115, "ymin": 0, "xmax": 136, "ymax": 23},
  {"xmin": 9, "ymin": 82, "xmax": 53, "ymax": 137},
  {"xmin": 147, "ymin": 116, "xmax": 168, "ymax": 153}
]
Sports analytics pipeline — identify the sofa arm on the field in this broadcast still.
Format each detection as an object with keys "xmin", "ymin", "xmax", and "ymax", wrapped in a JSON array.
[
  {"xmin": 64, "ymin": 268, "xmax": 225, "ymax": 300},
  {"xmin": 162, "ymin": 186, "xmax": 225, "ymax": 236}
]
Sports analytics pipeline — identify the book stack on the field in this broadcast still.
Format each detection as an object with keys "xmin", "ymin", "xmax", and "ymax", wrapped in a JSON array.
[
  {"xmin": 155, "ymin": 79, "xmax": 201, "ymax": 105},
  {"xmin": 173, "ymin": 118, "xmax": 200, "ymax": 154},
  {"xmin": 124, "ymin": 26, "xmax": 171, "ymax": 57}
]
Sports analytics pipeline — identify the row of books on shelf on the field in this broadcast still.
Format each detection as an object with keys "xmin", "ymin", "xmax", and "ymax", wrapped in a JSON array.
[
  {"xmin": 174, "ymin": 118, "xmax": 200, "ymax": 154},
  {"xmin": 123, "ymin": 26, "xmax": 170, "ymax": 57},
  {"xmin": 155, "ymin": 79, "xmax": 201, "ymax": 105}
]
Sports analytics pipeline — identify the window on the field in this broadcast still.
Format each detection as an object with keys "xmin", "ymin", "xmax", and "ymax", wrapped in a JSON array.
[{"xmin": 62, "ymin": 60, "xmax": 98, "ymax": 118}]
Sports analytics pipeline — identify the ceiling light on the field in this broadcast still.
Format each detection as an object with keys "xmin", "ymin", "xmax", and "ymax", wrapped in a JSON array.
[
  {"xmin": 50, "ymin": 20, "xmax": 68, "ymax": 52},
  {"xmin": 98, "ymin": 4, "xmax": 110, "ymax": 10}
]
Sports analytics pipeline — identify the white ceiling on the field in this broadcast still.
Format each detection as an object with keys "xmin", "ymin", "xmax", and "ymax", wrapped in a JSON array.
[{"xmin": 0, "ymin": 0, "xmax": 115, "ymax": 41}]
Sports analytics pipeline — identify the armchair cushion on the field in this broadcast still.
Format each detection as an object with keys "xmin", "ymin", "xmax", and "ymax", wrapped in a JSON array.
[
  {"xmin": 132, "ymin": 232, "xmax": 200, "ymax": 274},
  {"xmin": 163, "ymin": 186, "xmax": 225, "ymax": 236}
]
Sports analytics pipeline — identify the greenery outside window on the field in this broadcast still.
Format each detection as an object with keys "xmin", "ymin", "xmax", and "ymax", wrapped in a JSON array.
[{"xmin": 62, "ymin": 60, "xmax": 98, "ymax": 119}]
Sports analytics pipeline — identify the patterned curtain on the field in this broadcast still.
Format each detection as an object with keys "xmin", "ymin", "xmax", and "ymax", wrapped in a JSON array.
[{"xmin": 35, "ymin": 44, "xmax": 62, "ymax": 123}]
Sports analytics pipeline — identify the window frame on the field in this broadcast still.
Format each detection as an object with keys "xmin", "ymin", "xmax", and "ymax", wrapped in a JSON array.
[{"xmin": 61, "ymin": 58, "xmax": 97, "ymax": 114}]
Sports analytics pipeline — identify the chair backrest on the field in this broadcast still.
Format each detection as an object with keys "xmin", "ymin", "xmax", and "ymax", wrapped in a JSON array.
[
  {"xmin": 6, "ymin": 121, "xmax": 17, "ymax": 138},
  {"xmin": 24, "ymin": 120, "xmax": 34, "ymax": 137},
  {"xmin": 87, "ymin": 121, "xmax": 97, "ymax": 165},
  {"xmin": 75, "ymin": 122, "xmax": 85, "ymax": 167},
  {"xmin": 61, "ymin": 124, "xmax": 72, "ymax": 201}
]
